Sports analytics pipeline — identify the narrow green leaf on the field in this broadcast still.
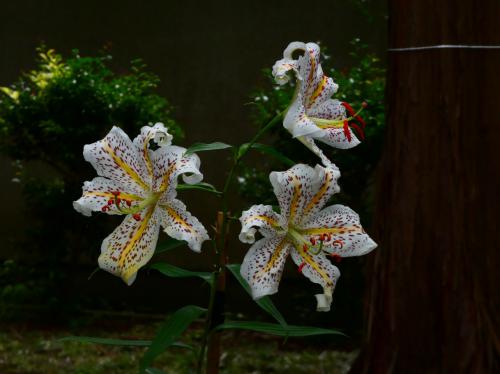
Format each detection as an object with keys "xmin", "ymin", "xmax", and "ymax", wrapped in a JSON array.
[
  {"xmin": 240, "ymin": 142, "xmax": 295, "ymax": 166},
  {"xmin": 176, "ymin": 182, "xmax": 221, "ymax": 194},
  {"xmin": 226, "ymin": 264, "xmax": 287, "ymax": 328},
  {"xmin": 59, "ymin": 336, "xmax": 191, "ymax": 349},
  {"xmin": 154, "ymin": 239, "xmax": 186, "ymax": 254},
  {"xmin": 140, "ymin": 305, "xmax": 206, "ymax": 372},
  {"xmin": 150, "ymin": 262, "xmax": 213, "ymax": 284},
  {"xmin": 184, "ymin": 142, "xmax": 232, "ymax": 155},
  {"xmin": 216, "ymin": 321, "xmax": 345, "ymax": 337}
]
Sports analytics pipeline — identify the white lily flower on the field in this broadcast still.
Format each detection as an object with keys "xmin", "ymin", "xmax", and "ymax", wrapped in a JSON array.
[
  {"xmin": 273, "ymin": 42, "xmax": 367, "ymax": 165},
  {"xmin": 239, "ymin": 164, "xmax": 376, "ymax": 312},
  {"xmin": 74, "ymin": 123, "xmax": 209, "ymax": 285}
]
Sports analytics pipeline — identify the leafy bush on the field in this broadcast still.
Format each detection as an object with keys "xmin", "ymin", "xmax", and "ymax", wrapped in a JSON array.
[
  {"xmin": 240, "ymin": 39, "xmax": 385, "ymax": 224},
  {"xmin": 0, "ymin": 47, "xmax": 182, "ymax": 308}
]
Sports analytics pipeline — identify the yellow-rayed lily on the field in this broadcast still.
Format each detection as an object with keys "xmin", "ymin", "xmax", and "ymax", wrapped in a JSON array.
[
  {"xmin": 239, "ymin": 164, "xmax": 376, "ymax": 312},
  {"xmin": 74, "ymin": 123, "xmax": 209, "ymax": 285},
  {"xmin": 273, "ymin": 42, "xmax": 366, "ymax": 166}
]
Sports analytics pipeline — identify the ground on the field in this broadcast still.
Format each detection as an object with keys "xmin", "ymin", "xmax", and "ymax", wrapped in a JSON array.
[{"xmin": 0, "ymin": 320, "xmax": 356, "ymax": 374}]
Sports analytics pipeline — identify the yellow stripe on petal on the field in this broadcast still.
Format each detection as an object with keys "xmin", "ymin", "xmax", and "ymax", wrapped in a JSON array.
[
  {"xmin": 163, "ymin": 205, "xmax": 195, "ymax": 233},
  {"xmin": 289, "ymin": 175, "xmax": 302, "ymax": 222},
  {"xmin": 295, "ymin": 243, "xmax": 332, "ymax": 287},
  {"xmin": 303, "ymin": 171, "xmax": 333, "ymax": 216},
  {"xmin": 257, "ymin": 238, "xmax": 289, "ymax": 276},
  {"xmin": 159, "ymin": 164, "xmax": 177, "ymax": 193},
  {"xmin": 102, "ymin": 141, "xmax": 149, "ymax": 190},
  {"xmin": 84, "ymin": 191, "xmax": 144, "ymax": 201},
  {"xmin": 309, "ymin": 76, "xmax": 328, "ymax": 106},
  {"xmin": 118, "ymin": 207, "xmax": 156, "ymax": 274},
  {"xmin": 244, "ymin": 214, "xmax": 280, "ymax": 228},
  {"xmin": 300, "ymin": 226, "xmax": 362, "ymax": 236}
]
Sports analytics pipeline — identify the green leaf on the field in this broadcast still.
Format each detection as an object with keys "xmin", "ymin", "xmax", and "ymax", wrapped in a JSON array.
[
  {"xmin": 176, "ymin": 182, "xmax": 221, "ymax": 194},
  {"xmin": 239, "ymin": 142, "xmax": 295, "ymax": 166},
  {"xmin": 154, "ymin": 239, "xmax": 186, "ymax": 254},
  {"xmin": 140, "ymin": 305, "xmax": 206, "ymax": 372},
  {"xmin": 184, "ymin": 142, "xmax": 232, "ymax": 155},
  {"xmin": 226, "ymin": 264, "xmax": 287, "ymax": 328},
  {"xmin": 216, "ymin": 321, "xmax": 346, "ymax": 337},
  {"xmin": 59, "ymin": 336, "xmax": 191, "ymax": 349},
  {"xmin": 150, "ymin": 262, "xmax": 213, "ymax": 284}
]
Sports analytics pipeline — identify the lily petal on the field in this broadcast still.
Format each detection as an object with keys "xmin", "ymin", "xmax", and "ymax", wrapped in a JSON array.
[
  {"xmin": 133, "ymin": 123, "xmax": 173, "ymax": 179},
  {"xmin": 239, "ymin": 204, "xmax": 284, "ymax": 244},
  {"xmin": 301, "ymin": 165, "xmax": 341, "ymax": 220},
  {"xmin": 300, "ymin": 204, "xmax": 377, "ymax": 257},
  {"xmin": 98, "ymin": 206, "xmax": 161, "ymax": 285},
  {"xmin": 290, "ymin": 245, "xmax": 340, "ymax": 312},
  {"xmin": 159, "ymin": 199, "xmax": 209, "ymax": 252},
  {"xmin": 73, "ymin": 177, "xmax": 144, "ymax": 216},
  {"xmin": 283, "ymin": 97, "xmax": 322, "ymax": 138},
  {"xmin": 240, "ymin": 235, "xmax": 291, "ymax": 299},
  {"xmin": 152, "ymin": 145, "xmax": 203, "ymax": 202},
  {"xmin": 272, "ymin": 58, "xmax": 299, "ymax": 85},
  {"xmin": 270, "ymin": 164, "xmax": 316, "ymax": 225},
  {"xmin": 83, "ymin": 126, "xmax": 150, "ymax": 196}
]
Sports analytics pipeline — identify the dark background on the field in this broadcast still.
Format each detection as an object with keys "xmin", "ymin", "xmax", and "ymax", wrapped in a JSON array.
[{"xmin": 0, "ymin": 0, "xmax": 386, "ymax": 330}]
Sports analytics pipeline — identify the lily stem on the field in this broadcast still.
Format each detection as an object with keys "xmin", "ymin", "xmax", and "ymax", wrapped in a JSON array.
[{"xmin": 196, "ymin": 111, "xmax": 283, "ymax": 373}]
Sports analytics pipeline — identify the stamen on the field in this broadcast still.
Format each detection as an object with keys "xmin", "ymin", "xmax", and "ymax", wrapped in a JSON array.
[
  {"xmin": 116, "ymin": 198, "xmax": 121, "ymax": 205},
  {"xmin": 125, "ymin": 200, "xmax": 132, "ymax": 207},
  {"xmin": 298, "ymin": 262, "xmax": 306, "ymax": 273},
  {"xmin": 132, "ymin": 213, "xmax": 141, "ymax": 221},
  {"xmin": 303, "ymin": 244, "xmax": 309, "ymax": 252},
  {"xmin": 101, "ymin": 206, "xmax": 109, "ymax": 212},
  {"xmin": 343, "ymin": 121, "xmax": 352, "ymax": 142},
  {"xmin": 310, "ymin": 237, "xmax": 316, "ymax": 245},
  {"xmin": 107, "ymin": 199, "xmax": 113, "ymax": 205},
  {"xmin": 111, "ymin": 191, "xmax": 121, "ymax": 196}
]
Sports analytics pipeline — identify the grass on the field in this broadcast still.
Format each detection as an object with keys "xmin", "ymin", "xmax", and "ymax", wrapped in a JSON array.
[{"xmin": 0, "ymin": 320, "xmax": 356, "ymax": 373}]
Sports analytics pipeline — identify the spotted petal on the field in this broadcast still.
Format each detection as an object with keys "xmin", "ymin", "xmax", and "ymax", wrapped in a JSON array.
[
  {"xmin": 133, "ymin": 123, "xmax": 173, "ymax": 180},
  {"xmin": 73, "ymin": 177, "xmax": 144, "ymax": 216},
  {"xmin": 152, "ymin": 145, "xmax": 203, "ymax": 202},
  {"xmin": 283, "ymin": 96, "xmax": 322, "ymax": 138},
  {"xmin": 272, "ymin": 58, "xmax": 299, "ymax": 85},
  {"xmin": 240, "ymin": 235, "xmax": 291, "ymax": 299},
  {"xmin": 290, "ymin": 245, "xmax": 340, "ymax": 312},
  {"xmin": 300, "ymin": 204, "xmax": 377, "ymax": 257},
  {"xmin": 300, "ymin": 165, "xmax": 340, "ymax": 222},
  {"xmin": 239, "ymin": 204, "xmax": 285, "ymax": 244},
  {"xmin": 98, "ymin": 206, "xmax": 161, "ymax": 285},
  {"xmin": 83, "ymin": 126, "xmax": 150, "ymax": 196},
  {"xmin": 270, "ymin": 164, "xmax": 337, "ymax": 225},
  {"xmin": 158, "ymin": 199, "xmax": 209, "ymax": 252}
]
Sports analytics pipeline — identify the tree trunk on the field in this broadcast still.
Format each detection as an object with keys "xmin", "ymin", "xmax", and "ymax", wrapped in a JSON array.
[{"xmin": 353, "ymin": 1, "xmax": 500, "ymax": 373}]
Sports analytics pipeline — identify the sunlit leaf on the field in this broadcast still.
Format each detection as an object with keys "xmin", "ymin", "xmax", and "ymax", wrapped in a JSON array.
[
  {"xmin": 150, "ymin": 262, "xmax": 213, "ymax": 284},
  {"xmin": 226, "ymin": 264, "xmax": 287, "ymax": 328},
  {"xmin": 140, "ymin": 305, "xmax": 206, "ymax": 372},
  {"xmin": 184, "ymin": 142, "xmax": 232, "ymax": 155},
  {"xmin": 215, "ymin": 320, "xmax": 345, "ymax": 337}
]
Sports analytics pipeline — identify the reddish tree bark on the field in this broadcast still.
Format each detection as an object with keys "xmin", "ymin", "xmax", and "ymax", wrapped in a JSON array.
[{"xmin": 353, "ymin": 1, "xmax": 500, "ymax": 373}]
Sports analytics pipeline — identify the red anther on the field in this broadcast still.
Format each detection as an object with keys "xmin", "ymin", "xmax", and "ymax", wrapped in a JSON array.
[
  {"xmin": 349, "ymin": 123, "xmax": 365, "ymax": 140},
  {"xmin": 302, "ymin": 244, "xmax": 309, "ymax": 252},
  {"xmin": 116, "ymin": 198, "xmax": 121, "ymax": 205},
  {"xmin": 298, "ymin": 262, "xmax": 306, "ymax": 274},
  {"xmin": 107, "ymin": 199, "xmax": 113, "ymax": 205},
  {"xmin": 132, "ymin": 213, "xmax": 141, "ymax": 221},
  {"xmin": 343, "ymin": 121, "xmax": 352, "ymax": 142},
  {"xmin": 362, "ymin": 101, "xmax": 368, "ymax": 108},
  {"xmin": 310, "ymin": 237, "xmax": 316, "ymax": 245},
  {"xmin": 125, "ymin": 200, "xmax": 132, "ymax": 207},
  {"xmin": 327, "ymin": 233, "xmax": 332, "ymax": 241},
  {"xmin": 111, "ymin": 191, "xmax": 120, "ymax": 196},
  {"xmin": 330, "ymin": 253, "xmax": 342, "ymax": 263},
  {"xmin": 101, "ymin": 206, "xmax": 109, "ymax": 212},
  {"xmin": 341, "ymin": 101, "xmax": 356, "ymax": 116}
]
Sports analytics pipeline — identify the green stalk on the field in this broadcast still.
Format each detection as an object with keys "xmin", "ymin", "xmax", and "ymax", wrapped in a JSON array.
[{"xmin": 196, "ymin": 112, "xmax": 283, "ymax": 373}]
